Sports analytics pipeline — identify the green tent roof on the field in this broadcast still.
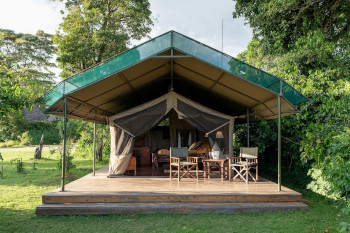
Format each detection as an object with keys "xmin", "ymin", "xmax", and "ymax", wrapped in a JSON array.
[{"xmin": 36, "ymin": 31, "xmax": 309, "ymax": 123}]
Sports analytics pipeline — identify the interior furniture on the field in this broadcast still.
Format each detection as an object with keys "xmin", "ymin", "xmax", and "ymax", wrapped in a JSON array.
[
  {"xmin": 229, "ymin": 147, "xmax": 258, "ymax": 184},
  {"xmin": 125, "ymin": 156, "xmax": 137, "ymax": 176},
  {"xmin": 202, "ymin": 158, "xmax": 228, "ymax": 182},
  {"xmin": 132, "ymin": 148, "xmax": 141, "ymax": 166},
  {"xmin": 133, "ymin": 147, "xmax": 151, "ymax": 166},
  {"xmin": 170, "ymin": 147, "xmax": 199, "ymax": 181},
  {"xmin": 153, "ymin": 142, "xmax": 210, "ymax": 168}
]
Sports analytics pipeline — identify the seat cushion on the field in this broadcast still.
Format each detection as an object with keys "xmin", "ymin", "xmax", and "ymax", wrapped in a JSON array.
[{"xmin": 180, "ymin": 161, "xmax": 197, "ymax": 165}]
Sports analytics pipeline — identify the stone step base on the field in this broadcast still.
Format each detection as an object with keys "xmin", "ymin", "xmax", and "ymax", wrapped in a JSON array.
[{"xmin": 36, "ymin": 202, "xmax": 308, "ymax": 215}]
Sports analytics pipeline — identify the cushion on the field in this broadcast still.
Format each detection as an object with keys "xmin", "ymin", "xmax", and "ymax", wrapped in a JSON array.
[
  {"xmin": 189, "ymin": 141, "xmax": 202, "ymax": 150},
  {"xmin": 157, "ymin": 149, "xmax": 170, "ymax": 156},
  {"xmin": 196, "ymin": 143, "xmax": 211, "ymax": 154}
]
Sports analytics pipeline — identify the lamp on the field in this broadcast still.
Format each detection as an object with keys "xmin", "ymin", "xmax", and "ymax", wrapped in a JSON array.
[
  {"xmin": 215, "ymin": 131, "xmax": 224, "ymax": 139},
  {"xmin": 205, "ymin": 132, "xmax": 208, "ymax": 137}
]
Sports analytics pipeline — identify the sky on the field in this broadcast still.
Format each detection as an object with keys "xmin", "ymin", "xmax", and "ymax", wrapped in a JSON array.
[{"xmin": 0, "ymin": 0, "xmax": 253, "ymax": 81}]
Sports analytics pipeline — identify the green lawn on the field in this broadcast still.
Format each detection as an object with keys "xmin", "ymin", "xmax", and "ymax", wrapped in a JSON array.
[{"xmin": 0, "ymin": 148, "xmax": 348, "ymax": 233}]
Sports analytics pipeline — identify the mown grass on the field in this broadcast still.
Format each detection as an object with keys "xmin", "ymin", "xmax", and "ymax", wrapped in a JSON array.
[{"xmin": 0, "ymin": 148, "xmax": 348, "ymax": 233}]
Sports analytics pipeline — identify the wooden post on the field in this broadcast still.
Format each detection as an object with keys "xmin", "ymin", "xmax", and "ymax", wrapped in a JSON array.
[
  {"xmin": 229, "ymin": 119, "xmax": 234, "ymax": 157},
  {"xmin": 61, "ymin": 96, "xmax": 67, "ymax": 192}
]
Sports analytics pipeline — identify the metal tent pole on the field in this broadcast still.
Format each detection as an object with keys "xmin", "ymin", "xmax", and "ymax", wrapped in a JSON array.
[
  {"xmin": 61, "ymin": 96, "xmax": 67, "ymax": 192},
  {"xmin": 247, "ymin": 108, "xmax": 250, "ymax": 147},
  {"xmin": 93, "ymin": 109, "xmax": 96, "ymax": 176},
  {"xmin": 278, "ymin": 83, "xmax": 282, "ymax": 191}
]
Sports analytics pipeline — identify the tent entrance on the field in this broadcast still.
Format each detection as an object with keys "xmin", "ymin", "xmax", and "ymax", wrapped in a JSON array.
[
  {"xmin": 127, "ymin": 109, "xmax": 208, "ymax": 176},
  {"xmin": 108, "ymin": 91, "xmax": 234, "ymax": 176}
]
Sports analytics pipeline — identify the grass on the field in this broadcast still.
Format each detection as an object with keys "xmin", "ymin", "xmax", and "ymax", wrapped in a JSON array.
[{"xmin": 0, "ymin": 148, "xmax": 348, "ymax": 233}]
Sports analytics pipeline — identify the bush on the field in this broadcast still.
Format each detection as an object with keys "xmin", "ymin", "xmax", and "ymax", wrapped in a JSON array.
[
  {"xmin": 57, "ymin": 156, "xmax": 76, "ymax": 172},
  {"xmin": 18, "ymin": 132, "xmax": 31, "ymax": 146},
  {"xmin": 0, "ymin": 140, "xmax": 21, "ymax": 148},
  {"xmin": 26, "ymin": 128, "xmax": 60, "ymax": 145}
]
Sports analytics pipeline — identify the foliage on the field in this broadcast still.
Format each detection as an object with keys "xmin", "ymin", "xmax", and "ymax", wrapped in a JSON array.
[
  {"xmin": 0, "ymin": 29, "xmax": 56, "ymax": 117},
  {"xmin": 10, "ymin": 158, "xmax": 24, "ymax": 173},
  {"xmin": 55, "ymin": 118, "xmax": 88, "ymax": 142},
  {"xmin": 340, "ymin": 222, "xmax": 350, "ymax": 232},
  {"xmin": 18, "ymin": 132, "xmax": 31, "ymax": 146},
  {"xmin": 233, "ymin": 0, "xmax": 350, "ymax": 213},
  {"xmin": 74, "ymin": 123, "xmax": 110, "ymax": 159},
  {"xmin": 233, "ymin": 0, "xmax": 350, "ymax": 53},
  {"xmin": 304, "ymin": 128, "xmax": 350, "ymax": 214},
  {"xmin": 0, "ymin": 67, "xmax": 32, "ymax": 118},
  {"xmin": 0, "ymin": 152, "xmax": 3, "ymax": 178},
  {"xmin": 0, "ymin": 113, "xmax": 27, "ymax": 142},
  {"xmin": 57, "ymin": 155, "xmax": 76, "ymax": 172},
  {"xmin": 53, "ymin": 0, "xmax": 153, "ymax": 78},
  {"xmin": 57, "ymin": 138, "xmax": 76, "ymax": 172},
  {"xmin": 0, "ymin": 140, "xmax": 21, "ymax": 148},
  {"xmin": 0, "ymin": 117, "xmax": 61, "ymax": 145}
]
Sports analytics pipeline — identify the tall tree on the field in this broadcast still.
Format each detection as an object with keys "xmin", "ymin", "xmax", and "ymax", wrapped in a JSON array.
[
  {"xmin": 233, "ymin": 0, "xmax": 350, "ymax": 53},
  {"xmin": 232, "ymin": 0, "xmax": 350, "ymax": 212},
  {"xmin": 53, "ymin": 0, "xmax": 153, "ymax": 78},
  {"xmin": 0, "ymin": 29, "xmax": 56, "ymax": 117}
]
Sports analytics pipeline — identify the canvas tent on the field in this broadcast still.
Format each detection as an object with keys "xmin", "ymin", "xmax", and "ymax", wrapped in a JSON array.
[
  {"xmin": 108, "ymin": 91, "xmax": 234, "ymax": 175},
  {"xmin": 35, "ymin": 31, "xmax": 309, "ymax": 190}
]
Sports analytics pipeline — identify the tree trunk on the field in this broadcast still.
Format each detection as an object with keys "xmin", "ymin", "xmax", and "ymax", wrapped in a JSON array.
[
  {"xmin": 96, "ymin": 142, "xmax": 103, "ymax": 161},
  {"xmin": 34, "ymin": 135, "xmax": 44, "ymax": 159}
]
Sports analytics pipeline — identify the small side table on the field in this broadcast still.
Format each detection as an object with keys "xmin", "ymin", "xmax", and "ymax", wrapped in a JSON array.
[{"xmin": 203, "ymin": 159, "xmax": 228, "ymax": 182}]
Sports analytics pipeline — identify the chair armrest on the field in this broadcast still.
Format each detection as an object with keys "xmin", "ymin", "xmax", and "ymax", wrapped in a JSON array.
[
  {"xmin": 170, "ymin": 157, "xmax": 181, "ymax": 163},
  {"xmin": 228, "ymin": 157, "xmax": 241, "ymax": 164},
  {"xmin": 186, "ymin": 157, "xmax": 199, "ymax": 163}
]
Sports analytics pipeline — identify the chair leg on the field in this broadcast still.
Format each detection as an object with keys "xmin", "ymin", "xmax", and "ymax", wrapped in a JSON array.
[
  {"xmin": 178, "ymin": 165, "xmax": 180, "ymax": 181},
  {"xmin": 170, "ymin": 164, "xmax": 172, "ymax": 180},
  {"xmin": 256, "ymin": 166, "xmax": 259, "ymax": 181},
  {"xmin": 229, "ymin": 166, "xmax": 231, "ymax": 181},
  {"xmin": 196, "ymin": 164, "xmax": 198, "ymax": 181},
  {"xmin": 246, "ymin": 166, "xmax": 248, "ymax": 184}
]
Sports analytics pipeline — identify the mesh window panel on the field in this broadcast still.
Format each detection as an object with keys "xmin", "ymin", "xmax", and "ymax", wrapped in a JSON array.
[
  {"xmin": 113, "ymin": 100, "xmax": 167, "ymax": 136},
  {"xmin": 177, "ymin": 100, "xmax": 229, "ymax": 133}
]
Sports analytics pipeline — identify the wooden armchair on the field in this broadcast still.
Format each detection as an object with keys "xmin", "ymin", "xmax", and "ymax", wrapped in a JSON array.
[
  {"xmin": 228, "ymin": 147, "xmax": 258, "ymax": 183},
  {"xmin": 170, "ymin": 147, "xmax": 199, "ymax": 181}
]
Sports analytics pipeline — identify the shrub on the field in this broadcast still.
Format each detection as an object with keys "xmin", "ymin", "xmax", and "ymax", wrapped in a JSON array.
[
  {"xmin": 27, "ymin": 128, "xmax": 60, "ymax": 145},
  {"xmin": 0, "ymin": 140, "xmax": 21, "ymax": 148},
  {"xmin": 57, "ymin": 156, "xmax": 76, "ymax": 172},
  {"xmin": 10, "ymin": 158, "xmax": 24, "ymax": 173},
  {"xmin": 18, "ymin": 132, "xmax": 31, "ymax": 146}
]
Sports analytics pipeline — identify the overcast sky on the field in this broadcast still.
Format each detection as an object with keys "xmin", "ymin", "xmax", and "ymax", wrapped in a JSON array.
[{"xmin": 0, "ymin": 0, "xmax": 252, "ymax": 81}]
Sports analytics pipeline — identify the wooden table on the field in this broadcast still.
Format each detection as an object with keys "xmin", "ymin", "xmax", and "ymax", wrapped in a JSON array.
[{"xmin": 203, "ymin": 159, "xmax": 228, "ymax": 182}]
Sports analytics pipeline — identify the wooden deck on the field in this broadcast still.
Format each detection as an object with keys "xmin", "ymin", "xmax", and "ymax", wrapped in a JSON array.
[{"xmin": 36, "ymin": 166, "xmax": 308, "ymax": 215}]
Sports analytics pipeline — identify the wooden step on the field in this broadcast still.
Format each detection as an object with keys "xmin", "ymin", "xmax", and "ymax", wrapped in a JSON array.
[
  {"xmin": 42, "ymin": 193, "xmax": 302, "ymax": 204},
  {"xmin": 36, "ymin": 202, "xmax": 308, "ymax": 215}
]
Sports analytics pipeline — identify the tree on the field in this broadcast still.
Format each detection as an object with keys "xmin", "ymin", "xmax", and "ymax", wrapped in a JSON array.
[
  {"xmin": 0, "ymin": 29, "xmax": 56, "ymax": 118},
  {"xmin": 53, "ymin": 0, "xmax": 153, "ymax": 78},
  {"xmin": 232, "ymin": 0, "xmax": 350, "ymax": 212},
  {"xmin": 233, "ymin": 0, "xmax": 350, "ymax": 53}
]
